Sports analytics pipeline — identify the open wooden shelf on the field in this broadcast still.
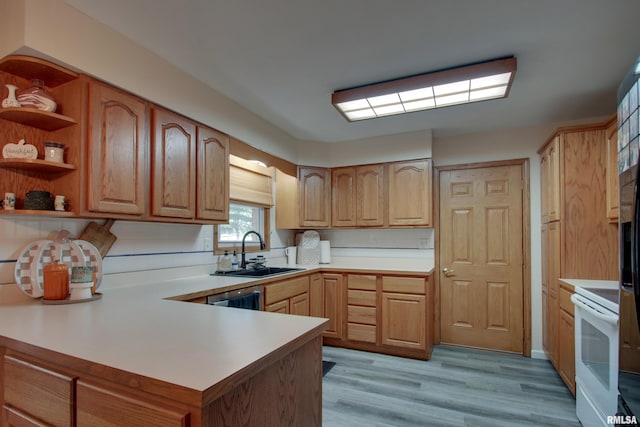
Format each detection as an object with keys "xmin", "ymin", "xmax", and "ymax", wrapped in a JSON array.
[
  {"xmin": 0, "ymin": 158, "xmax": 76, "ymax": 173},
  {"xmin": 0, "ymin": 55, "xmax": 78, "ymax": 87},
  {"xmin": 0, "ymin": 107, "xmax": 77, "ymax": 131},
  {"xmin": 0, "ymin": 209, "xmax": 75, "ymax": 217}
]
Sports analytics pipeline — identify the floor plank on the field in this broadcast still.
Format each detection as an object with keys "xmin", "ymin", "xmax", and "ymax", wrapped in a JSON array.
[{"xmin": 322, "ymin": 345, "xmax": 579, "ymax": 427}]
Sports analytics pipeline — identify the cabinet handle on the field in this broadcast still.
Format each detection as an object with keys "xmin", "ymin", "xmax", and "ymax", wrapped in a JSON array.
[{"xmin": 442, "ymin": 267, "xmax": 455, "ymax": 277}]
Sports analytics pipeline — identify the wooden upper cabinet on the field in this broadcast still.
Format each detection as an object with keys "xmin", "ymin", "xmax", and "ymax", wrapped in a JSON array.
[
  {"xmin": 151, "ymin": 108, "xmax": 197, "ymax": 219},
  {"xmin": 86, "ymin": 80, "xmax": 148, "ymax": 216},
  {"xmin": 606, "ymin": 118, "xmax": 619, "ymax": 222},
  {"xmin": 356, "ymin": 164, "xmax": 384, "ymax": 226},
  {"xmin": 332, "ymin": 164, "xmax": 384, "ymax": 227},
  {"xmin": 275, "ymin": 169, "xmax": 299, "ymax": 229},
  {"xmin": 299, "ymin": 166, "xmax": 331, "ymax": 227},
  {"xmin": 540, "ymin": 136, "xmax": 561, "ymax": 223},
  {"xmin": 332, "ymin": 167, "xmax": 356, "ymax": 227},
  {"xmin": 387, "ymin": 159, "xmax": 432, "ymax": 226},
  {"xmin": 196, "ymin": 126, "xmax": 229, "ymax": 222}
]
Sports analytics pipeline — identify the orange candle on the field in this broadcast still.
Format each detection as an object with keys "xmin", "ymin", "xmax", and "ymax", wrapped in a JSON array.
[{"xmin": 43, "ymin": 261, "xmax": 69, "ymax": 300}]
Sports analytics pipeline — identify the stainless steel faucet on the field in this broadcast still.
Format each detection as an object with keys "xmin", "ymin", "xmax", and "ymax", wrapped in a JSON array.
[{"xmin": 241, "ymin": 231, "xmax": 266, "ymax": 269}]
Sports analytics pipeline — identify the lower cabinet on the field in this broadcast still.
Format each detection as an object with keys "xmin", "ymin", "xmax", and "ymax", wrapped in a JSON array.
[
  {"xmin": 328, "ymin": 272, "xmax": 433, "ymax": 360},
  {"xmin": 307, "ymin": 273, "xmax": 344, "ymax": 339},
  {"xmin": 322, "ymin": 274, "xmax": 344, "ymax": 339},
  {"xmin": 557, "ymin": 281, "xmax": 576, "ymax": 394},
  {"xmin": 346, "ymin": 274, "xmax": 377, "ymax": 344},
  {"xmin": 264, "ymin": 275, "xmax": 310, "ymax": 315},
  {"xmin": 381, "ymin": 276, "xmax": 427, "ymax": 351},
  {"xmin": 3, "ymin": 353, "xmax": 74, "ymax": 427},
  {"xmin": 1, "ymin": 352, "xmax": 191, "ymax": 427},
  {"xmin": 381, "ymin": 293, "xmax": 426, "ymax": 350}
]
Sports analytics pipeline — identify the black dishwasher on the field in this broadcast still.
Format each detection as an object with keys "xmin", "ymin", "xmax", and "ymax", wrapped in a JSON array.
[{"xmin": 206, "ymin": 285, "xmax": 262, "ymax": 310}]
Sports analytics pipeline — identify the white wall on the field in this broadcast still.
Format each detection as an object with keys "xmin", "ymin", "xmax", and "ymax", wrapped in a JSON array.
[
  {"xmin": 297, "ymin": 129, "xmax": 432, "ymax": 167},
  {"xmin": 1, "ymin": 0, "xmax": 299, "ymax": 162}
]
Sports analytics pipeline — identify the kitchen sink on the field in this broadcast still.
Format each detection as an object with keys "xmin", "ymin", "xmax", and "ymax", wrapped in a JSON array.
[{"xmin": 211, "ymin": 267, "xmax": 303, "ymax": 278}]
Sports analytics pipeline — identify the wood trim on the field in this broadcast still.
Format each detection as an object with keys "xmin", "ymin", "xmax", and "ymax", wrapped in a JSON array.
[
  {"xmin": 433, "ymin": 166, "xmax": 441, "ymax": 345},
  {"xmin": 537, "ymin": 117, "xmax": 615, "ymax": 154},
  {"xmin": 434, "ymin": 158, "xmax": 532, "ymax": 357},
  {"xmin": 522, "ymin": 159, "xmax": 532, "ymax": 357},
  {"xmin": 229, "ymin": 136, "xmax": 296, "ymax": 176}
]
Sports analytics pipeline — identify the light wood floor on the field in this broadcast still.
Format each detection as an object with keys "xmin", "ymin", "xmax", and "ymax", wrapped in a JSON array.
[{"xmin": 322, "ymin": 345, "xmax": 579, "ymax": 427}]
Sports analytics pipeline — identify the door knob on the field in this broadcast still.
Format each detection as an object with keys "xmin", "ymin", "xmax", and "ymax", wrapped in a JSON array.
[{"xmin": 442, "ymin": 267, "xmax": 455, "ymax": 277}]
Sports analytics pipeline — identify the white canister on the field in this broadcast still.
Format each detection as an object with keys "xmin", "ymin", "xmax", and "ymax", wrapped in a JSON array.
[
  {"xmin": 320, "ymin": 240, "xmax": 331, "ymax": 264},
  {"xmin": 54, "ymin": 195, "xmax": 65, "ymax": 211},
  {"xmin": 285, "ymin": 246, "xmax": 297, "ymax": 266},
  {"xmin": 3, "ymin": 192, "xmax": 15, "ymax": 210},
  {"xmin": 44, "ymin": 141, "xmax": 64, "ymax": 163}
]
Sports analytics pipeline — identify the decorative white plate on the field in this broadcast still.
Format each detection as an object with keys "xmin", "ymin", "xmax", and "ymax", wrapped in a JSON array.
[
  {"xmin": 14, "ymin": 239, "xmax": 104, "ymax": 298},
  {"xmin": 14, "ymin": 240, "xmax": 49, "ymax": 298}
]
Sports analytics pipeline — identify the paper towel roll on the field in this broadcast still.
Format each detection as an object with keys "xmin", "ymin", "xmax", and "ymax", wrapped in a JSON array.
[{"xmin": 320, "ymin": 240, "xmax": 331, "ymax": 264}]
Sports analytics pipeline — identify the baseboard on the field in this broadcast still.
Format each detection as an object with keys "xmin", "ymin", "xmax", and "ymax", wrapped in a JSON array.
[{"xmin": 531, "ymin": 349, "xmax": 548, "ymax": 360}]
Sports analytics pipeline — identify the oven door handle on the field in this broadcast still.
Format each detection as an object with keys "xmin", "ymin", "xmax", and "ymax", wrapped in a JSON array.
[{"xmin": 570, "ymin": 294, "xmax": 619, "ymax": 326}]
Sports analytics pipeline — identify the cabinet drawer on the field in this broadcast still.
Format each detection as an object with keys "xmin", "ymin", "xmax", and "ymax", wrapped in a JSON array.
[
  {"xmin": 347, "ymin": 274, "xmax": 377, "ymax": 290},
  {"xmin": 264, "ymin": 276, "xmax": 309, "ymax": 305},
  {"xmin": 348, "ymin": 289, "xmax": 376, "ymax": 307},
  {"xmin": 3, "ymin": 354, "xmax": 75, "ymax": 427},
  {"xmin": 382, "ymin": 276, "xmax": 425, "ymax": 294},
  {"xmin": 77, "ymin": 380, "xmax": 189, "ymax": 427},
  {"xmin": 347, "ymin": 306, "xmax": 376, "ymax": 325},
  {"xmin": 559, "ymin": 283, "xmax": 574, "ymax": 316},
  {"xmin": 347, "ymin": 323, "xmax": 376, "ymax": 343}
]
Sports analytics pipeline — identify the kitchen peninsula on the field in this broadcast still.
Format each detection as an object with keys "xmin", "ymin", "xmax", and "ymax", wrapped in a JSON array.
[{"xmin": 0, "ymin": 270, "xmax": 328, "ymax": 426}]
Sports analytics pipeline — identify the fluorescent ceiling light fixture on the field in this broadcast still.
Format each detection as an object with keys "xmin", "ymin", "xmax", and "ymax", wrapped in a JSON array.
[{"xmin": 332, "ymin": 57, "xmax": 516, "ymax": 122}]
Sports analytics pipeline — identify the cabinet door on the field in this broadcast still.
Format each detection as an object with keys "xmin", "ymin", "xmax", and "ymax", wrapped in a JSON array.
[
  {"xmin": 547, "ymin": 291, "xmax": 559, "ymax": 368},
  {"xmin": 356, "ymin": 164, "xmax": 384, "ymax": 226},
  {"xmin": 3, "ymin": 354, "xmax": 75, "ymax": 427},
  {"xmin": 539, "ymin": 149, "xmax": 549, "ymax": 222},
  {"xmin": 331, "ymin": 167, "xmax": 356, "ymax": 227},
  {"xmin": 298, "ymin": 166, "xmax": 331, "ymax": 227},
  {"xmin": 387, "ymin": 159, "xmax": 432, "ymax": 226},
  {"xmin": 290, "ymin": 292, "xmax": 310, "ymax": 316},
  {"xmin": 196, "ymin": 126, "xmax": 229, "ymax": 222},
  {"xmin": 151, "ymin": 108, "xmax": 196, "ymax": 219},
  {"xmin": 309, "ymin": 273, "xmax": 324, "ymax": 317},
  {"xmin": 558, "ymin": 309, "xmax": 575, "ymax": 394},
  {"xmin": 545, "ymin": 222, "xmax": 560, "ymax": 366},
  {"xmin": 381, "ymin": 292, "xmax": 426, "ymax": 350},
  {"xmin": 266, "ymin": 299, "xmax": 289, "ymax": 314},
  {"xmin": 323, "ymin": 273, "xmax": 343, "ymax": 339},
  {"xmin": 606, "ymin": 119, "xmax": 619, "ymax": 222},
  {"xmin": 87, "ymin": 81, "xmax": 148, "ymax": 216},
  {"xmin": 77, "ymin": 380, "xmax": 190, "ymax": 427},
  {"xmin": 546, "ymin": 137, "xmax": 561, "ymax": 222},
  {"xmin": 275, "ymin": 169, "xmax": 299, "ymax": 229}
]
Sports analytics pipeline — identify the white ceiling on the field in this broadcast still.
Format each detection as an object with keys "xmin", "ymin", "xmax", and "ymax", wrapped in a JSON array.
[{"xmin": 65, "ymin": 0, "xmax": 640, "ymax": 143}]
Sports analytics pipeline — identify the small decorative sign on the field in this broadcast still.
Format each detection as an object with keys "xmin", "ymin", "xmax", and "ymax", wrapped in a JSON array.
[{"xmin": 2, "ymin": 139, "xmax": 38, "ymax": 159}]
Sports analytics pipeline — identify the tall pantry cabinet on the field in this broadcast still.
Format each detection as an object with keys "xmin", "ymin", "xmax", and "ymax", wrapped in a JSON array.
[{"xmin": 538, "ymin": 119, "xmax": 619, "ymax": 394}]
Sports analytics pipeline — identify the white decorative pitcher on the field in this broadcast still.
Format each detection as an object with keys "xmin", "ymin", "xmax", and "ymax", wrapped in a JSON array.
[{"xmin": 2, "ymin": 84, "xmax": 21, "ymax": 108}]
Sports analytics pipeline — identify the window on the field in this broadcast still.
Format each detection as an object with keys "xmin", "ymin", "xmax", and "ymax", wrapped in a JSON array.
[{"xmin": 215, "ymin": 202, "xmax": 269, "ymax": 253}]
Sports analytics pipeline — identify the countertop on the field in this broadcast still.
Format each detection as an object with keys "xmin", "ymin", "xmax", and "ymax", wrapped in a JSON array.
[
  {"xmin": 0, "ymin": 257, "xmax": 433, "ymax": 395},
  {"xmin": 558, "ymin": 278, "xmax": 619, "ymax": 290}
]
